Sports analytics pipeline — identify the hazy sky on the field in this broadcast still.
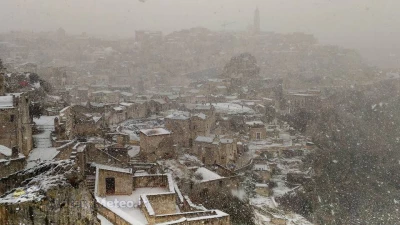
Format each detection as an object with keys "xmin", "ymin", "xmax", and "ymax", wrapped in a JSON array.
[{"xmin": 1, "ymin": 0, "xmax": 400, "ymax": 66}]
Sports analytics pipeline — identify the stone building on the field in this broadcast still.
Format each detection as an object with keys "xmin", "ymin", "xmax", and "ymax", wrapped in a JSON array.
[
  {"xmin": 286, "ymin": 90, "xmax": 321, "ymax": 114},
  {"xmin": 193, "ymin": 135, "xmax": 237, "ymax": 167},
  {"xmin": 95, "ymin": 164, "xmax": 133, "ymax": 197},
  {"xmin": 0, "ymin": 145, "xmax": 26, "ymax": 178},
  {"xmin": 90, "ymin": 90, "xmax": 120, "ymax": 104},
  {"xmin": 0, "ymin": 92, "xmax": 32, "ymax": 156},
  {"xmin": 139, "ymin": 128, "xmax": 175, "ymax": 162},
  {"xmin": 56, "ymin": 105, "xmax": 104, "ymax": 140},
  {"xmin": 246, "ymin": 121, "xmax": 267, "ymax": 141},
  {"xmin": 94, "ymin": 166, "xmax": 231, "ymax": 225},
  {"xmin": 165, "ymin": 111, "xmax": 214, "ymax": 148},
  {"xmin": 164, "ymin": 111, "xmax": 191, "ymax": 148},
  {"xmin": 253, "ymin": 163, "xmax": 271, "ymax": 183}
]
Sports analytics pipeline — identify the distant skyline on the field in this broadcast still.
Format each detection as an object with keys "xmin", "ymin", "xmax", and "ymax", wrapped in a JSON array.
[{"xmin": 1, "ymin": 0, "xmax": 400, "ymax": 67}]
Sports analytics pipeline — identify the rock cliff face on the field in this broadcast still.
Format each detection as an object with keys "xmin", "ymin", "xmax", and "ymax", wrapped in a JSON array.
[{"xmin": 0, "ymin": 160, "xmax": 99, "ymax": 225}]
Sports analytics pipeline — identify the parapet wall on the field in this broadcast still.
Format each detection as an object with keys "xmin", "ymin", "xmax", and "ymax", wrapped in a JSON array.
[
  {"xmin": 133, "ymin": 174, "xmax": 170, "ymax": 190},
  {"xmin": 97, "ymin": 202, "xmax": 131, "ymax": 225}
]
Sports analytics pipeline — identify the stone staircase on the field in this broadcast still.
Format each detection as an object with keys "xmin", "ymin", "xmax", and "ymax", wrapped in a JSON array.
[
  {"xmin": 129, "ymin": 154, "xmax": 142, "ymax": 164},
  {"xmin": 69, "ymin": 149, "xmax": 77, "ymax": 161}
]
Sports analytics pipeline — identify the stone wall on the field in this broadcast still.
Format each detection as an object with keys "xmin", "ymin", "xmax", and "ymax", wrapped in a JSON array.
[
  {"xmin": 54, "ymin": 141, "xmax": 76, "ymax": 160},
  {"xmin": 0, "ymin": 108, "xmax": 18, "ymax": 152},
  {"xmin": 192, "ymin": 141, "xmax": 219, "ymax": 165},
  {"xmin": 154, "ymin": 211, "xmax": 230, "ymax": 225},
  {"xmin": 86, "ymin": 144, "xmax": 126, "ymax": 167},
  {"xmin": 193, "ymin": 141, "xmax": 237, "ymax": 167},
  {"xmin": 140, "ymin": 133, "xmax": 175, "ymax": 162},
  {"xmin": 97, "ymin": 169, "xmax": 132, "ymax": 197},
  {"xmin": 0, "ymin": 157, "xmax": 26, "ymax": 178},
  {"xmin": 0, "ymin": 161, "xmax": 98, "ymax": 225},
  {"xmin": 133, "ymin": 175, "xmax": 169, "ymax": 189},
  {"xmin": 165, "ymin": 118, "xmax": 191, "ymax": 148},
  {"xmin": 249, "ymin": 126, "xmax": 267, "ymax": 141},
  {"xmin": 147, "ymin": 193, "xmax": 177, "ymax": 214},
  {"xmin": 97, "ymin": 203, "xmax": 131, "ymax": 225},
  {"xmin": 191, "ymin": 176, "xmax": 240, "ymax": 196},
  {"xmin": 0, "ymin": 184, "xmax": 99, "ymax": 225}
]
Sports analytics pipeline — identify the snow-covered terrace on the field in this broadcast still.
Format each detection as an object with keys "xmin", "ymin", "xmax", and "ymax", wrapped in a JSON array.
[
  {"xmin": 96, "ymin": 170, "xmax": 230, "ymax": 225},
  {"xmin": 96, "ymin": 187, "xmax": 169, "ymax": 225}
]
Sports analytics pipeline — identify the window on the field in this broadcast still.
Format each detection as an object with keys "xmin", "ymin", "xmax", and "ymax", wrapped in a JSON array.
[
  {"xmin": 10, "ymin": 115, "xmax": 15, "ymax": 122},
  {"xmin": 256, "ymin": 132, "xmax": 261, "ymax": 140}
]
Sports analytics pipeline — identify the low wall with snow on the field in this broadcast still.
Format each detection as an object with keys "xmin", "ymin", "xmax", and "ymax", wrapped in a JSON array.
[{"xmin": 97, "ymin": 202, "xmax": 132, "ymax": 225}]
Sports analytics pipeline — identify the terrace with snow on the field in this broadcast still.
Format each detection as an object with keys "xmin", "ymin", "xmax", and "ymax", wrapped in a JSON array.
[{"xmin": 94, "ymin": 163, "xmax": 230, "ymax": 225}]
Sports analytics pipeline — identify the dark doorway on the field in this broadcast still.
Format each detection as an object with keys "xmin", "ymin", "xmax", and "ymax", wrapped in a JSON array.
[
  {"xmin": 189, "ymin": 138, "xmax": 193, "ymax": 148},
  {"xmin": 105, "ymin": 178, "xmax": 115, "ymax": 195}
]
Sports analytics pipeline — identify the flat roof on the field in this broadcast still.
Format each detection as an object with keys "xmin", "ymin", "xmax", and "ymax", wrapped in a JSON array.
[
  {"xmin": 140, "ymin": 128, "xmax": 171, "ymax": 136},
  {"xmin": 0, "ymin": 96, "xmax": 13, "ymax": 109}
]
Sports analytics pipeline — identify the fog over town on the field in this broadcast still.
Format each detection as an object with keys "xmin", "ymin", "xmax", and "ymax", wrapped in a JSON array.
[
  {"xmin": 2, "ymin": 0, "xmax": 400, "ymax": 67},
  {"xmin": 0, "ymin": 1, "xmax": 399, "ymax": 225}
]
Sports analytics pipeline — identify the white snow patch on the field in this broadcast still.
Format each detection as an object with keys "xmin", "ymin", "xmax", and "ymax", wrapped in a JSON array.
[{"xmin": 195, "ymin": 167, "xmax": 223, "ymax": 182}]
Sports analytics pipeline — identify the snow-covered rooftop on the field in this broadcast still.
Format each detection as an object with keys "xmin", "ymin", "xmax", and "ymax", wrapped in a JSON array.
[
  {"xmin": 0, "ymin": 145, "xmax": 12, "ymax": 157},
  {"xmin": 140, "ymin": 128, "xmax": 171, "ymax": 137},
  {"xmin": 120, "ymin": 102, "xmax": 134, "ymax": 107},
  {"xmin": 166, "ymin": 111, "xmax": 190, "ymax": 120},
  {"xmin": 96, "ymin": 164, "xmax": 132, "ymax": 174},
  {"xmin": 220, "ymin": 138, "xmax": 233, "ymax": 144},
  {"xmin": 212, "ymin": 103, "xmax": 255, "ymax": 115},
  {"xmin": 195, "ymin": 136, "xmax": 214, "ymax": 143},
  {"xmin": 195, "ymin": 167, "xmax": 223, "ymax": 182},
  {"xmin": 0, "ymin": 96, "xmax": 14, "ymax": 109},
  {"xmin": 254, "ymin": 164, "xmax": 270, "ymax": 171},
  {"xmin": 193, "ymin": 113, "xmax": 207, "ymax": 120},
  {"xmin": 128, "ymin": 146, "xmax": 140, "ymax": 158},
  {"xmin": 246, "ymin": 121, "xmax": 265, "ymax": 126}
]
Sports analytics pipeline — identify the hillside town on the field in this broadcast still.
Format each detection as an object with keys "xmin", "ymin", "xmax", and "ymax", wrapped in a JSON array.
[{"xmin": 0, "ymin": 5, "xmax": 399, "ymax": 225}]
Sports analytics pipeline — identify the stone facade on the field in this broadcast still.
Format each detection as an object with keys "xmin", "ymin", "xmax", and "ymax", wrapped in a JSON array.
[
  {"xmin": 0, "ymin": 93, "xmax": 32, "ymax": 156},
  {"xmin": 165, "ymin": 111, "xmax": 214, "ymax": 148},
  {"xmin": 193, "ymin": 136, "xmax": 237, "ymax": 167},
  {"xmin": 139, "ymin": 128, "xmax": 175, "ymax": 162},
  {"xmin": 255, "ymin": 184, "xmax": 271, "ymax": 197},
  {"xmin": 286, "ymin": 90, "xmax": 321, "ymax": 114},
  {"xmin": 56, "ymin": 105, "xmax": 104, "ymax": 140},
  {"xmin": 0, "ymin": 156, "xmax": 26, "ymax": 178},
  {"xmin": 165, "ymin": 116, "xmax": 191, "ymax": 148},
  {"xmin": 94, "ymin": 167, "xmax": 232, "ymax": 225},
  {"xmin": 247, "ymin": 121, "xmax": 267, "ymax": 141},
  {"xmin": 95, "ymin": 165, "xmax": 133, "ymax": 197}
]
